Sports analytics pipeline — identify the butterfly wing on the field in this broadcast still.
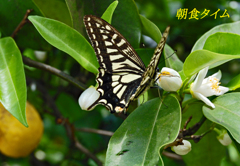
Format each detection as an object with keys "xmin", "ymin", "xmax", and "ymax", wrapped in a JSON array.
[
  {"xmin": 83, "ymin": 15, "xmax": 146, "ymax": 113},
  {"xmin": 130, "ymin": 26, "xmax": 170, "ymax": 100}
]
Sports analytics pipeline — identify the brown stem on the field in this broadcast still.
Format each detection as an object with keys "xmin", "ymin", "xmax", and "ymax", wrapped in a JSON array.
[
  {"xmin": 183, "ymin": 116, "xmax": 192, "ymax": 130},
  {"xmin": 23, "ymin": 55, "xmax": 87, "ymax": 90},
  {"xmin": 178, "ymin": 116, "xmax": 206, "ymax": 138},
  {"xmin": 11, "ymin": 9, "xmax": 33, "ymax": 38},
  {"xmin": 162, "ymin": 151, "xmax": 182, "ymax": 160},
  {"xmin": 75, "ymin": 137, "xmax": 103, "ymax": 166},
  {"xmin": 76, "ymin": 128, "xmax": 114, "ymax": 136},
  {"xmin": 164, "ymin": 138, "xmax": 183, "ymax": 150}
]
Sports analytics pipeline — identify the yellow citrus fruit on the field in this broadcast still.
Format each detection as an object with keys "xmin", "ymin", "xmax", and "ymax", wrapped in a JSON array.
[{"xmin": 0, "ymin": 102, "xmax": 44, "ymax": 158}]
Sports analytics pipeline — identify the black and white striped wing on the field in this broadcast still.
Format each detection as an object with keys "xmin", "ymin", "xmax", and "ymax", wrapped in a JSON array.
[
  {"xmin": 131, "ymin": 26, "xmax": 170, "ymax": 99},
  {"xmin": 83, "ymin": 15, "xmax": 146, "ymax": 113}
]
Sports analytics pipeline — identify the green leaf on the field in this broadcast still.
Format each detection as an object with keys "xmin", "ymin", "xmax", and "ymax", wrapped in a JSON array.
[
  {"xmin": 28, "ymin": 16, "xmax": 98, "ymax": 74},
  {"xmin": 183, "ymin": 49, "xmax": 240, "ymax": 77},
  {"xmin": 192, "ymin": 21, "xmax": 240, "ymax": 52},
  {"xmin": 181, "ymin": 102, "xmax": 226, "ymax": 166},
  {"xmin": 226, "ymin": 74, "xmax": 240, "ymax": 91},
  {"xmin": 140, "ymin": 15, "xmax": 161, "ymax": 43},
  {"xmin": 203, "ymin": 92, "xmax": 240, "ymax": 144},
  {"xmin": 32, "ymin": 0, "xmax": 72, "ymax": 27},
  {"xmin": 204, "ymin": 33, "xmax": 240, "ymax": 55},
  {"xmin": 65, "ymin": 0, "xmax": 84, "ymax": 34},
  {"xmin": 106, "ymin": 96, "xmax": 181, "ymax": 166},
  {"xmin": 101, "ymin": 0, "xmax": 118, "ymax": 24},
  {"xmin": 0, "ymin": 37, "xmax": 27, "ymax": 127},
  {"xmin": 138, "ymin": 91, "xmax": 148, "ymax": 105},
  {"xmin": 184, "ymin": 33, "xmax": 240, "ymax": 76}
]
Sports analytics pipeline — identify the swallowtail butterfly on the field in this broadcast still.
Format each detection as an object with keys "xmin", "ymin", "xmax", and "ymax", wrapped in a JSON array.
[{"xmin": 84, "ymin": 15, "xmax": 170, "ymax": 113}]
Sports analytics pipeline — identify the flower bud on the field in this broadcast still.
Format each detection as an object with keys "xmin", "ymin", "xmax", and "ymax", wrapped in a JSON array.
[
  {"xmin": 156, "ymin": 67, "xmax": 182, "ymax": 92},
  {"xmin": 78, "ymin": 86, "xmax": 100, "ymax": 111},
  {"xmin": 217, "ymin": 130, "xmax": 232, "ymax": 146},
  {"xmin": 172, "ymin": 140, "xmax": 191, "ymax": 155}
]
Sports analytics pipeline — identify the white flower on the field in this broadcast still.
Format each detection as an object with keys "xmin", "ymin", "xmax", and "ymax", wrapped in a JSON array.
[
  {"xmin": 172, "ymin": 140, "xmax": 191, "ymax": 155},
  {"xmin": 78, "ymin": 86, "xmax": 100, "ymax": 111},
  {"xmin": 190, "ymin": 67, "xmax": 229, "ymax": 108},
  {"xmin": 217, "ymin": 130, "xmax": 232, "ymax": 146},
  {"xmin": 156, "ymin": 67, "xmax": 182, "ymax": 92},
  {"xmin": 34, "ymin": 50, "xmax": 47, "ymax": 61}
]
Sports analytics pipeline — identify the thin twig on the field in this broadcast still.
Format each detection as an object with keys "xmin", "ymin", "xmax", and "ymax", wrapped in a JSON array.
[
  {"xmin": 23, "ymin": 55, "xmax": 87, "ymax": 90},
  {"xmin": 178, "ymin": 116, "xmax": 206, "ymax": 138},
  {"xmin": 183, "ymin": 116, "xmax": 192, "ymax": 130},
  {"xmin": 162, "ymin": 151, "xmax": 182, "ymax": 160},
  {"xmin": 76, "ymin": 128, "xmax": 114, "ymax": 136},
  {"xmin": 75, "ymin": 137, "xmax": 103, "ymax": 166},
  {"xmin": 11, "ymin": 9, "xmax": 33, "ymax": 38},
  {"xmin": 164, "ymin": 138, "xmax": 183, "ymax": 150}
]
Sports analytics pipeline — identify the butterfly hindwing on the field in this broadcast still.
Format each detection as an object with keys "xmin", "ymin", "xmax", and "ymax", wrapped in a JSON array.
[{"xmin": 83, "ymin": 15, "xmax": 169, "ymax": 113}]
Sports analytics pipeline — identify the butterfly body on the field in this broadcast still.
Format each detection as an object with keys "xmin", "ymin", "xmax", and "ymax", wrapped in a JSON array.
[{"xmin": 83, "ymin": 15, "xmax": 169, "ymax": 113}]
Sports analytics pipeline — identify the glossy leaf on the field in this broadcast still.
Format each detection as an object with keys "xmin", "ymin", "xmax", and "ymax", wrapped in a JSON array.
[
  {"xmin": 33, "ymin": 0, "xmax": 72, "ymax": 27},
  {"xmin": 106, "ymin": 96, "xmax": 181, "ymax": 166},
  {"xmin": 203, "ymin": 92, "xmax": 240, "ymax": 144},
  {"xmin": 28, "ymin": 16, "xmax": 98, "ymax": 74},
  {"xmin": 204, "ymin": 33, "xmax": 240, "ymax": 55},
  {"xmin": 226, "ymin": 74, "xmax": 240, "ymax": 91},
  {"xmin": 101, "ymin": 0, "xmax": 119, "ymax": 24},
  {"xmin": 192, "ymin": 21, "xmax": 240, "ymax": 52},
  {"xmin": 184, "ymin": 32, "xmax": 240, "ymax": 76},
  {"xmin": 0, "ymin": 37, "xmax": 27, "ymax": 126},
  {"xmin": 181, "ymin": 102, "xmax": 226, "ymax": 166},
  {"xmin": 140, "ymin": 15, "xmax": 161, "ymax": 44},
  {"xmin": 183, "ymin": 50, "xmax": 240, "ymax": 77}
]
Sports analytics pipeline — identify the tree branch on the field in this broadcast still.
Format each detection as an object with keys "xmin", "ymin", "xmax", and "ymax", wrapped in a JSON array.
[
  {"xmin": 23, "ymin": 55, "xmax": 87, "ymax": 90},
  {"xmin": 76, "ymin": 128, "xmax": 114, "ymax": 136},
  {"xmin": 11, "ymin": 9, "xmax": 33, "ymax": 38},
  {"xmin": 162, "ymin": 151, "xmax": 182, "ymax": 160},
  {"xmin": 178, "ymin": 116, "xmax": 207, "ymax": 143},
  {"xmin": 75, "ymin": 137, "xmax": 103, "ymax": 166}
]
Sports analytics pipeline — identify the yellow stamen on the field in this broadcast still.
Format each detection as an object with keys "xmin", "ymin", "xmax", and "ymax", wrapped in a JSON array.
[{"xmin": 210, "ymin": 77, "xmax": 220, "ymax": 93}]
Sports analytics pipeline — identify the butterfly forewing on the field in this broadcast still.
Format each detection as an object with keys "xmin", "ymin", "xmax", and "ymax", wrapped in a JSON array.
[
  {"xmin": 83, "ymin": 15, "xmax": 169, "ymax": 113},
  {"xmin": 83, "ymin": 15, "xmax": 146, "ymax": 113}
]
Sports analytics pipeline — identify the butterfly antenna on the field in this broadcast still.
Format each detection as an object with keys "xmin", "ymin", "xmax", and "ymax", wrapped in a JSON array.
[
  {"xmin": 157, "ymin": 88, "xmax": 168, "ymax": 108},
  {"xmin": 159, "ymin": 50, "xmax": 177, "ymax": 64}
]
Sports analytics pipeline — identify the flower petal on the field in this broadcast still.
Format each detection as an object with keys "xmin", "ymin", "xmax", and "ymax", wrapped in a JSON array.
[
  {"xmin": 192, "ymin": 67, "xmax": 209, "ymax": 91},
  {"xmin": 193, "ymin": 92, "xmax": 215, "ymax": 108},
  {"xmin": 216, "ymin": 86, "xmax": 229, "ymax": 96},
  {"xmin": 172, "ymin": 140, "xmax": 191, "ymax": 155},
  {"xmin": 79, "ymin": 86, "xmax": 100, "ymax": 111},
  {"xmin": 157, "ymin": 68, "xmax": 182, "ymax": 91},
  {"xmin": 211, "ymin": 70, "xmax": 222, "ymax": 80}
]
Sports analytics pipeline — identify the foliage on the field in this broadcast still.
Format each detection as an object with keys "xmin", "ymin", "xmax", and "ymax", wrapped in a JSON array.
[{"xmin": 0, "ymin": 0, "xmax": 240, "ymax": 166}]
